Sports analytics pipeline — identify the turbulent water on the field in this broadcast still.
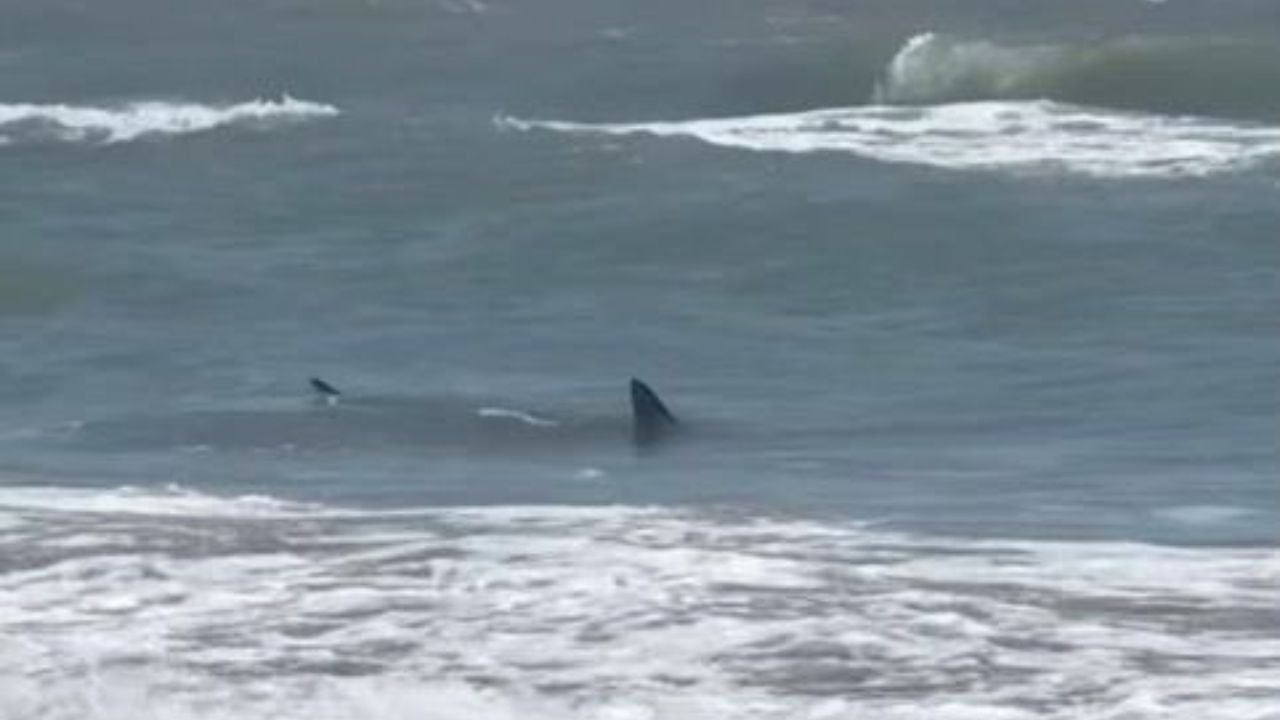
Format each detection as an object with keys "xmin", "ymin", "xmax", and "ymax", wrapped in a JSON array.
[{"xmin": 2, "ymin": 0, "xmax": 1278, "ymax": 718}]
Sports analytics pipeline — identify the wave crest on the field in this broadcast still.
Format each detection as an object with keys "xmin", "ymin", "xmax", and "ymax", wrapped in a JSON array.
[
  {"xmin": 0, "ymin": 95, "xmax": 339, "ymax": 145},
  {"xmin": 873, "ymin": 32, "xmax": 1068, "ymax": 104},
  {"xmin": 874, "ymin": 32, "xmax": 1280, "ymax": 120}
]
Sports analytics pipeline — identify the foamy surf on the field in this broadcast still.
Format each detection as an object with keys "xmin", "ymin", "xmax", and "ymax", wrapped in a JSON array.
[
  {"xmin": 500, "ymin": 100, "xmax": 1280, "ymax": 178},
  {"xmin": 0, "ymin": 483, "xmax": 323, "ymax": 518},
  {"xmin": 1, "ymin": 484, "xmax": 1276, "ymax": 720},
  {"xmin": 0, "ymin": 95, "xmax": 339, "ymax": 145}
]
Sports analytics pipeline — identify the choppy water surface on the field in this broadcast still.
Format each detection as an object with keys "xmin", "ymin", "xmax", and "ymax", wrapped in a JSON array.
[{"xmin": 2, "ymin": 0, "xmax": 1278, "ymax": 717}]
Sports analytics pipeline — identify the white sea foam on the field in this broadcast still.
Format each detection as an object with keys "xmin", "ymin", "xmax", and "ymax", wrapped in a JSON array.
[
  {"xmin": 0, "ymin": 484, "xmax": 1276, "ymax": 720},
  {"xmin": 499, "ymin": 100, "xmax": 1280, "ymax": 178},
  {"xmin": 476, "ymin": 407, "xmax": 561, "ymax": 427},
  {"xmin": 1153, "ymin": 504, "xmax": 1259, "ymax": 525},
  {"xmin": 0, "ymin": 95, "xmax": 338, "ymax": 145},
  {"xmin": 0, "ymin": 483, "xmax": 321, "ymax": 518}
]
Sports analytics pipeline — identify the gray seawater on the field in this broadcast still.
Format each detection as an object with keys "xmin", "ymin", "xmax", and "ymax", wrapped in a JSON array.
[{"xmin": 2, "ymin": 1, "xmax": 1278, "ymax": 717}]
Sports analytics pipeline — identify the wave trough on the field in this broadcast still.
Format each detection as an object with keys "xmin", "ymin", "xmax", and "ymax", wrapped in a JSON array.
[{"xmin": 0, "ymin": 95, "xmax": 339, "ymax": 145}]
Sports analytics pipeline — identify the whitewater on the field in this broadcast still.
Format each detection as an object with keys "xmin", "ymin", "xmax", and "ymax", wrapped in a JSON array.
[
  {"xmin": 2, "ymin": 485, "xmax": 1276, "ymax": 720},
  {"xmin": 503, "ymin": 32, "xmax": 1280, "ymax": 179},
  {"xmin": 501, "ymin": 101, "xmax": 1280, "ymax": 178},
  {"xmin": 0, "ymin": 96, "xmax": 338, "ymax": 145}
]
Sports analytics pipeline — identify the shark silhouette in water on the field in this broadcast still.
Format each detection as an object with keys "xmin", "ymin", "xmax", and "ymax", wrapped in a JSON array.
[
  {"xmin": 74, "ymin": 377, "xmax": 680, "ymax": 455},
  {"xmin": 308, "ymin": 376, "xmax": 678, "ymax": 447},
  {"xmin": 628, "ymin": 378, "xmax": 678, "ymax": 446}
]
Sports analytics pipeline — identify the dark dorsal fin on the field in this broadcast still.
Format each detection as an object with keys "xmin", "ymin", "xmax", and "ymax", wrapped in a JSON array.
[
  {"xmin": 310, "ymin": 377, "xmax": 341, "ymax": 402},
  {"xmin": 630, "ymin": 378, "xmax": 677, "ymax": 445}
]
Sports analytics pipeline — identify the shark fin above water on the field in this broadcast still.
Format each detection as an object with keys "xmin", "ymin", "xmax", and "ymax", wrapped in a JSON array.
[
  {"xmin": 629, "ymin": 377, "xmax": 677, "ymax": 446},
  {"xmin": 309, "ymin": 377, "xmax": 341, "ymax": 404}
]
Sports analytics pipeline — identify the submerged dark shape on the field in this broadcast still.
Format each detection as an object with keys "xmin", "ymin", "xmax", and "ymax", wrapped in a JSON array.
[
  {"xmin": 75, "ymin": 378, "xmax": 680, "ymax": 456},
  {"xmin": 630, "ymin": 378, "xmax": 677, "ymax": 446},
  {"xmin": 309, "ymin": 377, "xmax": 341, "ymax": 404}
]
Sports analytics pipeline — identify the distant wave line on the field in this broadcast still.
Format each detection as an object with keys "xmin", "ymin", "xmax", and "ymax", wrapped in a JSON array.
[
  {"xmin": 498, "ymin": 100, "xmax": 1280, "ymax": 179},
  {"xmin": 0, "ymin": 94, "xmax": 339, "ymax": 145}
]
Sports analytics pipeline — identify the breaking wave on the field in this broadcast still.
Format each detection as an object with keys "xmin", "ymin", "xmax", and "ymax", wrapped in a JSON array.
[
  {"xmin": 0, "ymin": 95, "xmax": 339, "ymax": 146},
  {"xmin": 503, "ymin": 31, "xmax": 1280, "ymax": 178},
  {"xmin": 1, "ymin": 484, "xmax": 1277, "ymax": 720},
  {"xmin": 873, "ymin": 32, "xmax": 1280, "ymax": 121},
  {"xmin": 500, "ymin": 101, "xmax": 1280, "ymax": 178}
]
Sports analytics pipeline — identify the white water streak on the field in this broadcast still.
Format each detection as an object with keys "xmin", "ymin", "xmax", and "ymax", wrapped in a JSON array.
[
  {"xmin": 476, "ymin": 407, "xmax": 561, "ymax": 427},
  {"xmin": 0, "ymin": 95, "xmax": 338, "ymax": 145},
  {"xmin": 500, "ymin": 100, "xmax": 1280, "ymax": 178}
]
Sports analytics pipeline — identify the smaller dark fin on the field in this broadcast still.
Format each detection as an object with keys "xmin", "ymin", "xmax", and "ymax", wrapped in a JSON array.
[
  {"xmin": 630, "ymin": 378, "xmax": 677, "ymax": 446},
  {"xmin": 310, "ymin": 377, "xmax": 341, "ymax": 404}
]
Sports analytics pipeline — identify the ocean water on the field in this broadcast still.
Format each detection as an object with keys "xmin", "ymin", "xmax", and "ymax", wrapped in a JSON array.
[{"xmin": 2, "ymin": 0, "xmax": 1278, "ymax": 717}]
